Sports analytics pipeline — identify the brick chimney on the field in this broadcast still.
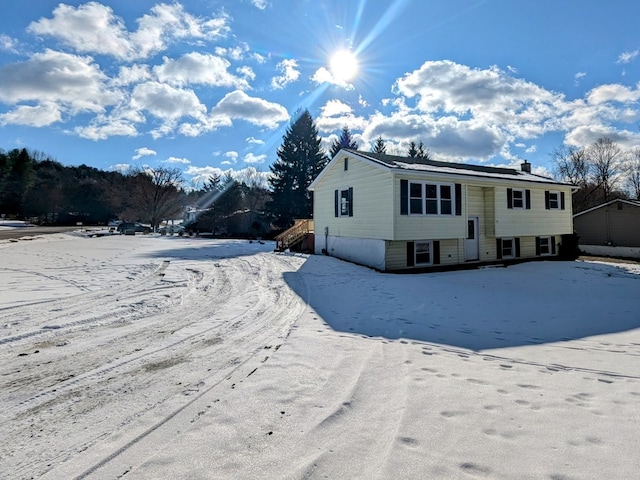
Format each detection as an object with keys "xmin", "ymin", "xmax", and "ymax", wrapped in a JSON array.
[{"xmin": 521, "ymin": 160, "xmax": 531, "ymax": 173}]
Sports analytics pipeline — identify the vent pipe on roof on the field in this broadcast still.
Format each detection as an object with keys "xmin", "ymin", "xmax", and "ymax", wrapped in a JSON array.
[{"xmin": 521, "ymin": 160, "xmax": 531, "ymax": 173}]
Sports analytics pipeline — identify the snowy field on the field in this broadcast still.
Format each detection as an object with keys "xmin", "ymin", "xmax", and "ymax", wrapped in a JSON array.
[{"xmin": 1, "ymin": 232, "xmax": 639, "ymax": 480}]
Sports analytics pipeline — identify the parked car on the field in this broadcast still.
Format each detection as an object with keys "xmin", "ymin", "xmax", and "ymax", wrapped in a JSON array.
[
  {"xmin": 158, "ymin": 224, "xmax": 185, "ymax": 235},
  {"xmin": 116, "ymin": 222, "xmax": 151, "ymax": 234}
]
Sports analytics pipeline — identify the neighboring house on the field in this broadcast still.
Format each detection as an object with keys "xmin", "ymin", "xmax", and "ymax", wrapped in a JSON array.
[
  {"xmin": 308, "ymin": 149, "xmax": 574, "ymax": 271},
  {"xmin": 573, "ymin": 199, "xmax": 640, "ymax": 258}
]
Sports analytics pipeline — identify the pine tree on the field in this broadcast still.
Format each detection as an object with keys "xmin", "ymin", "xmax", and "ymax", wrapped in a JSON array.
[
  {"xmin": 407, "ymin": 141, "xmax": 419, "ymax": 158},
  {"xmin": 417, "ymin": 141, "xmax": 432, "ymax": 160},
  {"xmin": 267, "ymin": 110, "xmax": 328, "ymax": 228},
  {"xmin": 329, "ymin": 125, "xmax": 358, "ymax": 158},
  {"xmin": 372, "ymin": 136, "xmax": 386, "ymax": 154}
]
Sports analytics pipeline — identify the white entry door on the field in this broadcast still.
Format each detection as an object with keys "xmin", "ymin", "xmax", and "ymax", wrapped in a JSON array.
[{"xmin": 465, "ymin": 217, "xmax": 479, "ymax": 261}]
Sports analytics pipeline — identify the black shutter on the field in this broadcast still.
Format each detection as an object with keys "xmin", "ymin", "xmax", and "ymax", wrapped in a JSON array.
[
  {"xmin": 525, "ymin": 190, "xmax": 531, "ymax": 209},
  {"xmin": 455, "ymin": 184, "xmax": 462, "ymax": 216},
  {"xmin": 407, "ymin": 241, "xmax": 415, "ymax": 267},
  {"xmin": 515, "ymin": 238, "xmax": 521, "ymax": 257},
  {"xmin": 433, "ymin": 241, "xmax": 440, "ymax": 265},
  {"xmin": 560, "ymin": 192, "xmax": 565, "ymax": 210},
  {"xmin": 545, "ymin": 191, "xmax": 550, "ymax": 210},
  {"xmin": 507, "ymin": 188, "xmax": 513, "ymax": 209},
  {"xmin": 535, "ymin": 237, "xmax": 541, "ymax": 256},
  {"xmin": 400, "ymin": 180, "xmax": 408, "ymax": 215},
  {"xmin": 334, "ymin": 190, "xmax": 339, "ymax": 217},
  {"xmin": 551, "ymin": 236, "xmax": 556, "ymax": 255},
  {"xmin": 496, "ymin": 239, "xmax": 502, "ymax": 259},
  {"xmin": 348, "ymin": 187, "xmax": 353, "ymax": 217}
]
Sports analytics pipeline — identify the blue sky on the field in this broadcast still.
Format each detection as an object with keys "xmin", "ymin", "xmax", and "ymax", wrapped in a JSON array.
[{"xmin": 1, "ymin": 0, "xmax": 639, "ymax": 188}]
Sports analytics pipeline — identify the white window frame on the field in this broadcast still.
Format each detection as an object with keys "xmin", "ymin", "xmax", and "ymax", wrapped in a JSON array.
[
  {"xmin": 415, "ymin": 240, "xmax": 433, "ymax": 266},
  {"xmin": 511, "ymin": 188, "xmax": 525, "ymax": 209},
  {"xmin": 501, "ymin": 237, "xmax": 515, "ymax": 259},
  {"xmin": 338, "ymin": 188, "xmax": 351, "ymax": 217},
  {"xmin": 539, "ymin": 236, "xmax": 551, "ymax": 256},
  {"xmin": 407, "ymin": 181, "xmax": 455, "ymax": 216},
  {"xmin": 548, "ymin": 191, "xmax": 560, "ymax": 210}
]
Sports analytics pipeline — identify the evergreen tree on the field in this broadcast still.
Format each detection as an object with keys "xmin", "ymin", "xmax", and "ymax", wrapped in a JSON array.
[
  {"xmin": 416, "ymin": 141, "xmax": 432, "ymax": 160},
  {"xmin": 268, "ymin": 109, "xmax": 328, "ymax": 228},
  {"xmin": 407, "ymin": 141, "xmax": 419, "ymax": 158},
  {"xmin": 329, "ymin": 125, "xmax": 358, "ymax": 158},
  {"xmin": 372, "ymin": 136, "xmax": 386, "ymax": 154}
]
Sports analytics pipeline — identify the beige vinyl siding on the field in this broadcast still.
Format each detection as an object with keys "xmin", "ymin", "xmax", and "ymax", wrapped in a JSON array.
[
  {"xmin": 393, "ymin": 175, "xmax": 466, "ymax": 240},
  {"xmin": 385, "ymin": 239, "xmax": 461, "ymax": 270},
  {"xmin": 483, "ymin": 187, "xmax": 495, "ymax": 237},
  {"xmin": 494, "ymin": 186, "xmax": 573, "ymax": 237},
  {"xmin": 313, "ymin": 154, "xmax": 393, "ymax": 240}
]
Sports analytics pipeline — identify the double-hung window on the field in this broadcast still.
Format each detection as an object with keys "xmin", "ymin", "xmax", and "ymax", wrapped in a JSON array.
[
  {"xmin": 334, "ymin": 187, "xmax": 353, "ymax": 217},
  {"xmin": 339, "ymin": 188, "xmax": 350, "ymax": 216},
  {"xmin": 507, "ymin": 188, "xmax": 530, "ymax": 209},
  {"xmin": 536, "ymin": 236, "xmax": 556, "ymax": 256},
  {"xmin": 501, "ymin": 238, "xmax": 515, "ymax": 258},
  {"xmin": 408, "ymin": 181, "xmax": 455, "ymax": 216},
  {"xmin": 545, "ymin": 190, "xmax": 565, "ymax": 210},
  {"xmin": 415, "ymin": 240, "xmax": 433, "ymax": 265},
  {"xmin": 539, "ymin": 236, "xmax": 551, "ymax": 255},
  {"xmin": 511, "ymin": 189, "xmax": 525, "ymax": 209}
]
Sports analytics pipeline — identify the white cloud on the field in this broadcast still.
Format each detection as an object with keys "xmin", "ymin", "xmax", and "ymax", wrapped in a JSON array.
[
  {"xmin": 0, "ymin": 49, "xmax": 116, "ymax": 113},
  {"xmin": 271, "ymin": 59, "xmax": 300, "ymax": 89},
  {"xmin": 311, "ymin": 66, "xmax": 354, "ymax": 90},
  {"xmin": 246, "ymin": 137, "xmax": 264, "ymax": 145},
  {"xmin": 212, "ymin": 90, "xmax": 289, "ymax": 128},
  {"xmin": 617, "ymin": 49, "xmax": 639, "ymax": 64},
  {"xmin": 27, "ymin": 2, "xmax": 230, "ymax": 61},
  {"xmin": 154, "ymin": 53, "xmax": 250, "ymax": 89},
  {"xmin": 244, "ymin": 153, "xmax": 266, "ymax": 164},
  {"xmin": 321, "ymin": 99, "xmax": 352, "ymax": 117},
  {"xmin": 74, "ymin": 118, "xmax": 139, "ymax": 140},
  {"xmin": 132, "ymin": 147, "xmax": 157, "ymax": 160},
  {"xmin": 162, "ymin": 156, "xmax": 191, "ymax": 164},
  {"xmin": 252, "ymin": 0, "xmax": 269, "ymax": 9},
  {"xmin": 113, "ymin": 65, "xmax": 152, "ymax": 86},
  {"xmin": 109, "ymin": 163, "xmax": 131, "ymax": 172},
  {"xmin": 0, "ymin": 34, "xmax": 18, "ymax": 53},
  {"xmin": 587, "ymin": 84, "xmax": 640, "ymax": 105},
  {"xmin": 131, "ymin": 82, "xmax": 206, "ymax": 120},
  {"xmin": 237, "ymin": 66, "xmax": 256, "ymax": 81},
  {"xmin": 0, "ymin": 102, "xmax": 62, "ymax": 127}
]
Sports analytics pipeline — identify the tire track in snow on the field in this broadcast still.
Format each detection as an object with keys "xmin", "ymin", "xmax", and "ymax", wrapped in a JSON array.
[{"xmin": 4, "ymin": 249, "xmax": 308, "ymax": 480}]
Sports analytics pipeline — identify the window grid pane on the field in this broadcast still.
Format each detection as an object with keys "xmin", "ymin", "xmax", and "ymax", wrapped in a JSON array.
[
  {"xmin": 415, "ymin": 241, "xmax": 431, "ymax": 265},
  {"xmin": 512, "ymin": 190, "xmax": 524, "ymax": 208}
]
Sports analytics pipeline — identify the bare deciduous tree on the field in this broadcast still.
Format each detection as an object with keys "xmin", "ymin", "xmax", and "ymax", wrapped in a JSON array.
[
  {"xmin": 551, "ymin": 145, "xmax": 589, "ymax": 186},
  {"xmin": 586, "ymin": 137, "xmax": 624, "ymax": 201},
  {"xmin": 126, "ymin": 167, "xmax": 185, "ymax": 230},
  {"xmin": 625, "ymin": 147, "xmax": 640, "ymax": 200}
]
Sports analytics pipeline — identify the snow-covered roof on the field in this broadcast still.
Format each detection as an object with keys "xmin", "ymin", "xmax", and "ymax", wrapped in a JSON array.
[{"xmin": 347, "ymin": 149, "xmax": 571, "ymax": 186}]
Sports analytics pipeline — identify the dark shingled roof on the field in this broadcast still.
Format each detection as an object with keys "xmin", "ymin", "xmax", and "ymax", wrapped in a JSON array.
[{"xmin": 346, "ymin": 149, "xmax": 518, "ymax": 176}]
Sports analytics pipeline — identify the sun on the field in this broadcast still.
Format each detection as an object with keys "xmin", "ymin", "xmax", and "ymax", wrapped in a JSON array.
[{"xmin": 329, "ymin": 49, "xmax": 359, "ymax": 83}]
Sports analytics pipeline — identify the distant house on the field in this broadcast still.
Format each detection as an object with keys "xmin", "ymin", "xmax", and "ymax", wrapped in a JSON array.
[
  {"xmin": 573, "ymin": 198, "xmax": 640, "ymax": 258},
  {"xmin": 308, "ymin": 149, "xmax": 574, "ymax": 271}
]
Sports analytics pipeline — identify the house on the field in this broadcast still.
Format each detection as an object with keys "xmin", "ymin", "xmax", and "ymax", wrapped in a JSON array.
[
  {"xmin": 308, "ymin": 149, "xmax": 574, "ymax": 271},
  {"xmin": 573, "ymin": 198, "xmax": 640, "ymax": 259}
]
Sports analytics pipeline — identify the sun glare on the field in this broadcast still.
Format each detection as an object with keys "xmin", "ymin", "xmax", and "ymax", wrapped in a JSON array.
[{"xmin": 329, "ymin": 49, "xmax": 359, "ymax": 83}]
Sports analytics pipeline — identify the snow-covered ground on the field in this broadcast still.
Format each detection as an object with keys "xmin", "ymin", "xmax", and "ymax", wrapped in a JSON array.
[{"xmin": 1, "ymin": 232, "xmax": 639, "ymax": 479}]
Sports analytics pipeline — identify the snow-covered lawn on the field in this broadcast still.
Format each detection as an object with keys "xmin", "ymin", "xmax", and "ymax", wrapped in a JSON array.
[{"xmin": 1, "ymin": 233, "xmax": 639, "ymax": 479}]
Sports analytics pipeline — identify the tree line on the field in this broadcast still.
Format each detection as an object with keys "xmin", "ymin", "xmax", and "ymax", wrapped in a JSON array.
[{"xmin": 12, "ymin": 109, "xmax": 626, "ymax": 236}]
